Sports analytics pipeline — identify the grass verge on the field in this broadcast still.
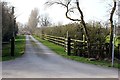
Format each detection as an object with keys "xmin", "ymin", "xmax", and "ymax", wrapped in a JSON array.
[
  {"xmin": 2, "ymin": 35, "xmax": 26, "ymax": 61},
  {"xmin": 34, "ymin": 35, "xmax": 119, "ymax": 69}
]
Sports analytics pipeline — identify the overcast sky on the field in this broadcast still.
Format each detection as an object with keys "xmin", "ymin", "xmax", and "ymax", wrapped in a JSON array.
[{"xmin": 3, "ymin": 0, "xmax": 117, "ymax": 25}]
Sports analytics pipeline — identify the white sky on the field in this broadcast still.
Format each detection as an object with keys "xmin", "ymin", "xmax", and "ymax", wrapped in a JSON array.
[{"xmin": 3, "ymin": 0, "xmax": 117, "ymax": 25}]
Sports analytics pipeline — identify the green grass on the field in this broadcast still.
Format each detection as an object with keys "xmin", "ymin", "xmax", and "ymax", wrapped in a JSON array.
[
  {"xmin": 34, "ymin": 35, "xmax": 119, "ymax": 69},
  {"xmin": 2, "ymin": 43, "xmax": 11, "ymax": 57},
  {"xmin": 2, "ymin": 35, "xmax": 26, "ymax": 61}
]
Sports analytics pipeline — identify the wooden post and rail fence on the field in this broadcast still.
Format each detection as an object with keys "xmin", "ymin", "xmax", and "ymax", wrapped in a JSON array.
[{"xmin": 42, "ymin": 34, "xmax": 120, "ymax": 60}]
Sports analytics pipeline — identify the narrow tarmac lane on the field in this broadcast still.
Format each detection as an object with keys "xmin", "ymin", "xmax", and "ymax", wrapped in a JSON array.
[{"xmin": 2, "ymin": 35, "xmax": 118, "ymax": 78}]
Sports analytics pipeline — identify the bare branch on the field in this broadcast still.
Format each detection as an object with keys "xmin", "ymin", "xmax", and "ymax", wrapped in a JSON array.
[
  {"xmin": 108, "ymin": 4, "xmax": 112, "ymax": 7},
  {"xmin": 45, "ymin": 0, "xmax": 81, "ymax": 21},
  {"xmin": 66, "ymin": 0, "xmax": 71, "ymax": 6},
  {"xmin": 65, "ymin": 7, "xmax": 81, "ymax": 21},
  {"xmin": 68, "ymin": 7, "xmax": 77, "ymax": 13},
  {"xmin": 45, "ymin": 0, "xmax": 67, "ymax": 7},
  {"xmin": 65, "ymin": 0, "xmax": 81, "ymax": 21}
]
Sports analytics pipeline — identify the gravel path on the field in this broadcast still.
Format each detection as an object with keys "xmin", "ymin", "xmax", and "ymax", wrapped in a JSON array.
[{"xmin": 2, "ymin": 35, "xmax": 118, "ymax": 78}]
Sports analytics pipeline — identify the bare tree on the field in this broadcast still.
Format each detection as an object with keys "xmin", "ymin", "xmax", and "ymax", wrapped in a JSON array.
[
  {"xmin": 27, "ymin": 8, "xmax": 40, "ymax": 34},
  {"xmin": 39, "ymin": 14, "xmax": 51, "ymax": 27},
  {"xmin": 45, "ymin": 0, "xmax": 91, "ymax": 57}
]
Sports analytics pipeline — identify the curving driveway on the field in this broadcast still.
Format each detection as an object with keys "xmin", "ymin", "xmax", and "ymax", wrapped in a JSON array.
[{"xmin": 2, "ymin": 35, "xmax": 118, "ymax": 78}]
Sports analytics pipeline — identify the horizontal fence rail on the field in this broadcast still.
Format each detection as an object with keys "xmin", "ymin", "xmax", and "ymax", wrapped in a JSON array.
[
  {"xmin": 42, "ymin": 34, "xmax": 120, "ymax": 60},
  {"xmin": 43, "ymin": 34, "xmax": 66, "ymax": 46}
]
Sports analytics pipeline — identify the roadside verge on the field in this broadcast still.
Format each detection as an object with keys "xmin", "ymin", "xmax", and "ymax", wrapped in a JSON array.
[{"xmin": 2, "ymin": 35, "xmax": 26, "ymax": 61}]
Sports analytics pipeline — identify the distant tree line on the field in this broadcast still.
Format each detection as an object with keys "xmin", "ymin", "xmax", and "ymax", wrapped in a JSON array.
[{"xmin": 1, "ymin": 1, "xmax": 18, "ymax": 42}]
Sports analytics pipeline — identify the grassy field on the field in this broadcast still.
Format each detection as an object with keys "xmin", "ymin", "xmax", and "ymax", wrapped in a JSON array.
[
  {"xmin": 2, "ymin": 35, "xmax": 26, "ymax": 61},
  {"xmin": 34, "ymin": 35, "xmax": 119, "ymax": 69}
]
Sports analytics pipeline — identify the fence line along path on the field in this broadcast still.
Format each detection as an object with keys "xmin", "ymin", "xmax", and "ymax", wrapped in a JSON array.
[{"xmin": 42, "ymin": 34, "xmax": 120, "ymax": 60}]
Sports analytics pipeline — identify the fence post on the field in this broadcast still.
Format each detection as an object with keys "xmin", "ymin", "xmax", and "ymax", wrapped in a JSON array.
[
  {"xmin": 83, "ymin": 34, "xmax": 85, "ymax": 42},
  {"xmin": 11, "ymin": 37, "xmax": 15, "ymax": 56},
  {"xmin": 67, "ymin": 37, "xmax": 71, "ymax": 56}
]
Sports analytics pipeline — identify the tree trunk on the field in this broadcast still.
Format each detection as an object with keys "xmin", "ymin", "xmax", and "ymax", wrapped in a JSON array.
[
  {"xmin": 81, "ymin": 21, "xmax": 91, "ymax": 58},
  {"xmin": 109, "ymin": 0, "xmax": 116, "ymax": 59},
  {"xmin": 76, "ymin": 0, "xmax": 91, "ymax": 58}
]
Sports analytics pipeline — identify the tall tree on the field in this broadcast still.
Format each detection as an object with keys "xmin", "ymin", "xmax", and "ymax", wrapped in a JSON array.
[
  {"xmin": 109, "ymin": 0, "xmax": 117, "ymax": 58},
  {"xmin": 27, "ymin": 8, "xmax": 39, "ymax": 34},
  {"xmin": 45, "ymin": 0, "xmax": 91, "ymax": 57}
]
